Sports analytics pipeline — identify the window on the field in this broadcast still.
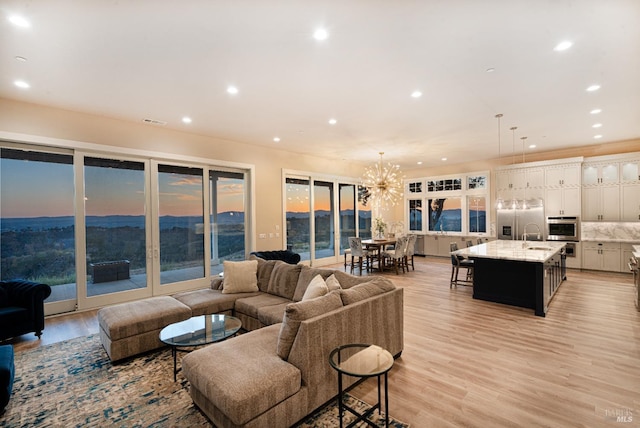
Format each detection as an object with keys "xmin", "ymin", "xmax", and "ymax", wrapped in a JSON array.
[
  {"xmin": 408, "ymin": 171, "xmax": 489, "ymax": 235},
  {"xmin": 468, "ymin": 196, "xmax": 487, "ymax": 233},
  {"xmin": 408, "ymin": 200, "xmax": 422, "ymax": 231},
  {"xmin": 408, "ymin": 181, "xmax": 423, "ymax": 193},
  {"xmin": 1, "ymin": 148, "xmax": 75, "ymax": 304},
  {"xmin": 428, "ymin": 197, "xmax": 462, "ymax": 232},
  {"xmin": 338, "ymin": 184, "xmax": 356, "ymax": 255},
  {"xmin": 209, "ymin": 170, "xmax": 246, "ymax": 274},
  {"xmin": 286, "ymin": 178, "xmax": 311, "ymax": 260}
]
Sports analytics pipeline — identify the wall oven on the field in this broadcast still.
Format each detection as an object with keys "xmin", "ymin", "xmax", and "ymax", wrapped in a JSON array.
[{"xmin": 546, "ymin": 216, "xmax": 580, "ymax": 242}]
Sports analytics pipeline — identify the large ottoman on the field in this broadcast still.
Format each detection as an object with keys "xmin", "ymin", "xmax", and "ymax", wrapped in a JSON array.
[
  {"xmin": 0, "ymin": 345, "xmax": 14, "ymax": 414},
  {"xmin": 98, "ymin": 296, "xmax": 192, "ymax": 362}
]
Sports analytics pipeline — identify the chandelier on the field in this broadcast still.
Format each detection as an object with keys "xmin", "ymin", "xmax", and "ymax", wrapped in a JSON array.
[{"xmin": 361, "ymin": 152, "xmax": 404, "ymax": 208}]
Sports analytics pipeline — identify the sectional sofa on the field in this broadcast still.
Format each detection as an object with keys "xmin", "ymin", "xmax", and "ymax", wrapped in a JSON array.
[{"xmin": 97, "ymin": 257, "xmax": 403, "ymax": 427}]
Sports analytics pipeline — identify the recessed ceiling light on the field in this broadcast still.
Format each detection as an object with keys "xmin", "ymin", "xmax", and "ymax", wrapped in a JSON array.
[
  {"xmin": 313, "ymin": 28, "xmax": 328, "ymax": 41},
  {"xmin": 529, "ymin": 144, "xmax": 536, "ymax": 149},
  {"xmin": 227, "ymin": 86, "xmax": 238, "ymax": 95},
  {"xmin": 592, "ymin": 123, "xmax": 602, "ymax": 128},
  {"xmin": 328, "ymin": 118, "xmax": 337, "ymax": 125},
  {"xmin": 554, "ymin": 40, "xmax": 573, "ymax": 51},
  {"xmin": 417, "ymin": 161, "xmax": 423, "ymax": 165},
  {"xmin": 411, "ymin": 91, "xmax": 422, "ymax": 98},
  {"xmin": 273, "ymin": 137, "xmax": 280, "ymax": 142},
  {"xmin": 14, "ymin": 56, "xmax": 27, "ymax": 62},
  {"xmin": 594, "ymin": 135, "xmax": 603, "ymax": 139},
  {"xmin": 182, "ymin": 117, "xmax": 192, "ymax": 124},
  {"xmin": 441, "ymin": 157, "xmax": 447, "ymax": 161},
  {"xmin": 586, "ymin": 84, "xmax": 600, "ymax": 92},
  {"xmin": 590, "ymin": 108, "xmax": 602, "ymax": 114},
  {"xmin": 486, "ymin": 68, "xmax": 495, "ymax": 73},
  {"xmin": 8, "ymin": 15, "xmax": 30, "ymax": 28},
  {"xmin": 14, "ymin": 80, "xmax": 30, "ymax": 89}
]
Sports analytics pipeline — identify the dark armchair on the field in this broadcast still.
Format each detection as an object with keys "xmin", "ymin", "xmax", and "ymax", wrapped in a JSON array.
[
  {"xmin": 249, "ymin": 250, "xmax": 301, "ymax": 265},
  {"xmin": 0, "ymin": 280, "xmax": 52, "ymax": 341}
]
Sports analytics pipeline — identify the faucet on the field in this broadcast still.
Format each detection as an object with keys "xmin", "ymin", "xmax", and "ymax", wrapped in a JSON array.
[{"xmin": 522, "ymin": 223, "xmax": 542, "ymax": 247}]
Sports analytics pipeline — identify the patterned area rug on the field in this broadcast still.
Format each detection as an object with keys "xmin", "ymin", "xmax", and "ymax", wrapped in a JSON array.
[{"xmin": 1, "ymin": 335, "xmax": 408, "ymax": 427}]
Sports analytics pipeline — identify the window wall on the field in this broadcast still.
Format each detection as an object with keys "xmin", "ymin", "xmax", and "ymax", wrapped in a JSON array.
[
  {"xmin": 0, "ymin": 142, "xmax": 251, "ymax": 315},
  {"xmin": 284, "ymin": 172, "xmax": 367, "ymax": 265},
  {"xmin": 405, "ymin": 171, "xmax": 489, "ymax": 236}
]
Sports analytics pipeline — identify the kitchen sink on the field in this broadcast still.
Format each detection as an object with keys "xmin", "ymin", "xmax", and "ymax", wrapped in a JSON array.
[{"xmin": 526, "ymin": 246, "xmax": 554, "ymax": 251}]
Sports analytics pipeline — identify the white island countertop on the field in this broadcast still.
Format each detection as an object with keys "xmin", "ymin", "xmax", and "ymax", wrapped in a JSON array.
[{"xmin": 454, "ymin": 240, "xmax": 566, "ymax": 263}]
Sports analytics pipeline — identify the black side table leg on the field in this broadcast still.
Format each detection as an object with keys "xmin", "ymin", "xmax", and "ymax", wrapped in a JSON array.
[
  {"xmin": 384, "ymin": 372, "xmax": 389, "ymax": 427},
  {"xmin": 338, "ymin": 372, "xmax": 344, "ymax": 428},
  {"xmin": 172, "ymin": 346, "xmax": 177, "ymax": 382}
]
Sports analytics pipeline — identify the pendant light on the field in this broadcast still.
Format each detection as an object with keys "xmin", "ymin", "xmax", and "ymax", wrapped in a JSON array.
[
  {"xmin": 509, "ymin": 126, "xmax": 518, "ymax": 210},
  {"xmin": 495, "ymin": 114, "xmax": 504, "ymax": 209}
]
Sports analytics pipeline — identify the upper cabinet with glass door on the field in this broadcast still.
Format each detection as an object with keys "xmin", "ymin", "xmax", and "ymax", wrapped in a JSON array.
[{"xmin": 582, "ymin": 162, "xmax": 619, "ymax": 186}]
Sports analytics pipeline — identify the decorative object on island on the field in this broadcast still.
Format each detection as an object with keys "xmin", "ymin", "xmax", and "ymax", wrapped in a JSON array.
[{"xmin": 361, "ymin": 152, "xmax": 404, "ymax": 211}]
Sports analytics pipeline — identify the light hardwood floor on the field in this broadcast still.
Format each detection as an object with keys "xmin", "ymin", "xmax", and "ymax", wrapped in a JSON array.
[{"xmin": 7, "ymin": 256, "xmax": 640, "ymax": 427}]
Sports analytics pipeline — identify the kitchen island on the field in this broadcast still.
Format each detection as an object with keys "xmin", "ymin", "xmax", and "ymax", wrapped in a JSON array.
[{"xmin": 454, "ymin": 240, "xmax": 566, "ymax": 317}]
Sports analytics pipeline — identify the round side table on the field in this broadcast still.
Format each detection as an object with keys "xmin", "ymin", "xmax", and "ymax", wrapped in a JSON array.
[{"xmin": 329, "ymin": 343, "xmax": 394, "ymax": 428}]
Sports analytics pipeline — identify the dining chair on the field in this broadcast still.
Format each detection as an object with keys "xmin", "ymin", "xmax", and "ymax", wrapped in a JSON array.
[
  {"xmin": 450, "ymin": 242, "xmax": 474, "ymax": 288},
  {"xmin": 348, "ymin": 237, "xmax": 370, "ymax": 275},
  {"xmin": 404, "ymin": 234, "xmax": 417, "ymax": 271},
  {"xmin": 476, "ymin": 238, "xmax": 483, "ymax": 245},
  {"xmin": 383, "ymin": 236, "xmax": 408, "ymax": 275}
]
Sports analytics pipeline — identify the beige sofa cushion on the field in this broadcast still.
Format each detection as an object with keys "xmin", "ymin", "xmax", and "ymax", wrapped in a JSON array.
[
  {"xmin": 293, "ymin": 266, "xmax": 336, "ymax": 301},
  {"xmin": 173, "ymin": 288, "xmax": 258, "ymax": 316},
  {"xmin": 182, "ymin": 324, "xmax": 301, "ymax": 426},
  {"xmin": 339, "ymin": 278, "xmax": 396, "ymax": 305},
  {"xmin": 277, "ymin": 291, "xmax": 343, "ymax": 360},
  {"xmin": 254, "ymin": 257, "xmax": 280, "ymax": 292},
  {"xmin": 235, "ymin": 293, "xmax": 292, "ymax": 319},
  {"xmin": 222, "ymin": 260, "xmax": 259, "ymax": 294},
  {"xmin": 97, "ymin": 296, "xmax": 191, "ymax": 341},
  {"xmin": 267, "ymin": 262, "xmax": 302, "ymax": 300}
]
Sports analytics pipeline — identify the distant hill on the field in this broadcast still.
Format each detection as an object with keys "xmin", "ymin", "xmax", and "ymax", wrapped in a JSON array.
[{"xmin": 1, "ymin": 212, "xmax": 246, "ymax": 232}]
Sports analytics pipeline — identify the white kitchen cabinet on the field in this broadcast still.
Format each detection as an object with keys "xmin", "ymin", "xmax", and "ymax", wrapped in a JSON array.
[
  {"xmin": 565, "ymin": 242, "xmax": 581, "ymax": 270},
  {"xmin": 582, "ymin": 242, "xmax": 621, "ymax": 272},
  {"xmin": 621, "ymin": 159, "xmax": 640, "ymax": 184},
  {"xmin": 582, "ymin": 162, "xmax": 619, "ymax": 186},
  {"xmin": 582, "ymin": 185, "xmax": 620, "ymax": 221},
  {"xmin": 424, "ymin": 235, "xmax": 439, "ymax": 256},
  {"xmin": 545, "ymin": 164, "xmax": 581, "ymax": 188},
  {"xmin": 545, "ymin": 186, "xmax": 581, "ymax": 217},
  {"xmin": 621, "ymin": 184, "xmax": 640, "ymax": 221}
]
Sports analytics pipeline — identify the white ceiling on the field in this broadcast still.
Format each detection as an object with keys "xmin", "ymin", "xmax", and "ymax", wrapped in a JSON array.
[{"xmin": 1, "ymin": 1, "xmax": 639, "ymax": 170}]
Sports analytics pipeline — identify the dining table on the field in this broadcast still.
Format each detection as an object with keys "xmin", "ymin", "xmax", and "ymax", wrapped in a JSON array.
[{"xmin": 361, "ymin": 238, "xmax": 397, "ymax": 272}]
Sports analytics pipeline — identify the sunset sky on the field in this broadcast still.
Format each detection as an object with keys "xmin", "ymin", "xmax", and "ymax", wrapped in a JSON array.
[{"xmin": 1, "ymin": 158, "xmax": 244, "ymax": 218}]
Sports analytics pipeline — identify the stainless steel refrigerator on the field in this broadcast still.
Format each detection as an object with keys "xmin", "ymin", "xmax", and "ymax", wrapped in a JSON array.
[{"xmin": 497, "ymin": 198, "xmax": 545, "ymax": 241}]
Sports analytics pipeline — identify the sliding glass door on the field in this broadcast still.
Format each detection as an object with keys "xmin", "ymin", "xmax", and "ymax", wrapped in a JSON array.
[
  {"xmin": 313, "ymin": 180, "xmax": 335, "ymax": 261},
  {"xmin": 285, "ymin": 178, "xmax": 311, "ymax": 261},
  {"xmin": 83, "ymin": 157, "xmax": 150, "ymax": 298},
  {"xmin": 0, "ymin": 147, "xmax": 76, "ymax": 315}
]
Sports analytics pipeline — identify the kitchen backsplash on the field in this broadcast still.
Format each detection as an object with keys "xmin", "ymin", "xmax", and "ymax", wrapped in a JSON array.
[{"xmin": 581, "ymin": 222, "xmax": 640, "ymax": 242}]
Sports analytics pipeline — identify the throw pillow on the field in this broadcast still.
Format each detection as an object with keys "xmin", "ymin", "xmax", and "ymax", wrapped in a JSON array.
[
  {"xmin": 221, "ymin": 260, "xmax": 259, "ymax": 294},
  {"xmin": 277, "ymin": 291, "xmax": 343, "ymax": 360},
  {"xmin": 325, "ymin": 274, "xmax": 342, "ymax": 291},
  {"xmin": 293, "ymin": 266, "xmax": 335, "ymax": 301},
  {"xmin": 267, "ymin": 262, "xmax": 303, "ymax": 300},
  {"xmin": 301, "ymin": 275, "xmax": 328, "ymax": 301}
]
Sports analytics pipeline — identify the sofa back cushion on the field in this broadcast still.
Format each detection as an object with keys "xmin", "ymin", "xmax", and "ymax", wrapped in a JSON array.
[
  {"xmin": 277, "ymin": 290, "xmax": 343, "ymax": 360},
  {"xmin": 267, "ymin": 262, "xmax": 303, "ymax": 300},
  {"xmin": 332, "ymin": 270, "xmax": 379, "ymax": 289},
  {"xmin": 293, "ymin": 266, "xmax": 337, "ymax": 302},
  {"xmin": 339, "ymin": 277, "xmax": 396, "ymax": 305},
  {"xmin": 253, "ymin": 257, "xmax": 280, "ymax": 292}
]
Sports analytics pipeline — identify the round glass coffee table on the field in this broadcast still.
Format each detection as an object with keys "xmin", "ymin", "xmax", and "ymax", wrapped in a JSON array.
[
  {"xmin": 329, "ymin": 343, "xmax": 394, "ymax": 427},
  {"xmin": 160, "ymin": 314, "xmax": 241, "ymax": 381}
]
